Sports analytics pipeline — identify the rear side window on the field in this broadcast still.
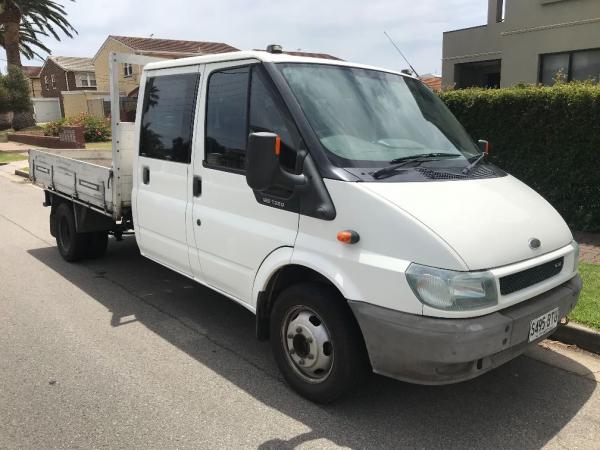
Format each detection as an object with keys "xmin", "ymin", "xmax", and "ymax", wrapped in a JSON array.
[
  {"xmin": 205, "ymin": 66, "xmax": 250, "ymax": 170},
  {"xmin": 140, "ymin": 72, "xmax": 199, "ymax": 163}
]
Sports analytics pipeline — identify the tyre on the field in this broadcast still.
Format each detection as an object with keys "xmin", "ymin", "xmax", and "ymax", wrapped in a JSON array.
[
  {"xmin": 270, "ymin": 282, "xmax": 371, "ymax": 403},
  {"xmin": 85, "ymin": 231, "xmax": 108, "ymax": 259},
  {"xmin": 55, "ymin": 202, "xmax": 87, "ymax": 262}
]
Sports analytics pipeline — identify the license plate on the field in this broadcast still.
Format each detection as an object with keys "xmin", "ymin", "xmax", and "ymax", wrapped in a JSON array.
[{"xmin": 529, "ymin": 307, "xmax": 559, "ymax": 342}]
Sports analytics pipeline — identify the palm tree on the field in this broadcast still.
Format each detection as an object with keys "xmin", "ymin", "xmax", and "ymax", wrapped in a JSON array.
[{"xmin": 0, "ymin": 0, "xmax": 77, "ymax": 68}]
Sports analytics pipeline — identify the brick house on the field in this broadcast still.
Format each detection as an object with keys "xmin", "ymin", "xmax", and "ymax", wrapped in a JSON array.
[
  {"xmin": 93, "ymin": 35, "xmax": 238, "ymax": 95},
  {"xmin": 39, "ymin": 56, "xmax": 96, "ymax": 114}
]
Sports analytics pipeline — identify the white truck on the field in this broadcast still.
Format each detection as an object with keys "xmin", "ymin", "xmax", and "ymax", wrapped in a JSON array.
[{"xmin": 29, "ymin": 47, "xmax": 582, "ymax": 403}]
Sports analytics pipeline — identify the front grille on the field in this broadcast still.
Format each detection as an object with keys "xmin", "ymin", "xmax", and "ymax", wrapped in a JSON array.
[{"xmin": 500, "ymin": 257, "xmax": 564, "ymax": 295}]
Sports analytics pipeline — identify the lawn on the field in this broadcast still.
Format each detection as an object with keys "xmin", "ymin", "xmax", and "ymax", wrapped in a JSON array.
[
  {"xmin": 570, "ymin": 262, "xmax": 600, "ymax": 331},
  {"xmin": 0, "ymin": 126, "xmax": 43, "ymax": 143},
  {"xmin": 0, "ymin": 152, "xmax": 27, "ymax": 164},
  {"xmin": 86, "ymin": 141, "xmax": 112, "ymax": 150}
]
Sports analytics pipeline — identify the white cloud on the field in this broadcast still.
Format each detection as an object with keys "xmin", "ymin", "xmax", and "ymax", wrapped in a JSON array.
[{"xmin": 6, "ymin": 0, "xmax": 488, "ymax": 75}]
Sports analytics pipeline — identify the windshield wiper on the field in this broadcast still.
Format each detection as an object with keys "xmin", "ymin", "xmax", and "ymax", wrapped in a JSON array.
[
  {"xmin": 462, "ymin": 153, "xmax": 485, "ymax": 175},
  {"xmin": 371, "ymin": 153, "xmax": 460, "ymax": 179}
]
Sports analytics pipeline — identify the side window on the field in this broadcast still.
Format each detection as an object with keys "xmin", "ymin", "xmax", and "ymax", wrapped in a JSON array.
[
  {"xmin": 140, "ymin": 72, "xmax": 199, "ymax": 164},
  {"xmin": 205, "ymin": 66, "xmax": 250, "ymax": 170},
  {"xmin": 204, "ymin": 64, "xmax": 303, "ymax": 174},
  {"xmin": 249, "ymin": 65, "xmax": 304, "ymax": 173}
]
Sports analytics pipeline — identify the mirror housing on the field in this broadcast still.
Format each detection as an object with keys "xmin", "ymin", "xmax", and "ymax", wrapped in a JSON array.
[
  {"xmin": 246, "ymin": 132, "xmax": 280, "ymax": 191},
  {"xmin": 478, "ymin": 139, "xmax": 490, "ymax": 155},
  {"xmin": 246, "ymin": 132, "xmax": 307, "ymax": 192}
]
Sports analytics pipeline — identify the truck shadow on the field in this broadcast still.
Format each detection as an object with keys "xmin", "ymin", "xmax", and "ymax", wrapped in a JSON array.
[{"xmin": 28, "ymin": 239, "xmax": 597, "ymax": 449}]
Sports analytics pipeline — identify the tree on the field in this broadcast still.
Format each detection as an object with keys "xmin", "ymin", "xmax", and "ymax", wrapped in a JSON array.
[
  {"xmin": 0, "ymin": 0, "xmax": 76, "ymax": 68},
  {"xmin": 0, "ymin": 1, "xmax": 76, "ymax": 128},
  {"xmin": 0, "ymin": 66, "xmax": 31, "ymax": 129}
]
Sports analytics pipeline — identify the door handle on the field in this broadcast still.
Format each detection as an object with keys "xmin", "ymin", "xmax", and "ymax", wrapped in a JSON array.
[
  {"xmin": 193, "ymin": 175, "xmax": 202, "ymax": 197},
  {"xmin": 142, "ymin": 166, "xmax": 150, "ymax": 185}
]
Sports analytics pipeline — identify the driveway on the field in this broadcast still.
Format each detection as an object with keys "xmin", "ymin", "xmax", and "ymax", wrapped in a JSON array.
[{"xmin": 0, "ymin": 171, "xmax": 599, "ymax": 449}]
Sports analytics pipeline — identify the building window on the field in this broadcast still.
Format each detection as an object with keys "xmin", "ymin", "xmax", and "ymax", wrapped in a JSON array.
[
  {"xmin": 50, "ymin": 74, "xmax": 56, "ymax": 90},
  {"xmin": 75, "ymin": 72, "xmax": 97, "ymax": 88},
  {"xmin": 123, "ymin": 63, "xmax": 133, "ymax": 77},
  {"xmin": 139, "ymin": 73, "xmax": 199, "ymax": 163},
  {"xmin": 540, "ymin": 49, "xmax": 600, "ymax": 85},
  {"xmin": 44, "ymin": 75, "xmax": 49, "ymax": 90}
]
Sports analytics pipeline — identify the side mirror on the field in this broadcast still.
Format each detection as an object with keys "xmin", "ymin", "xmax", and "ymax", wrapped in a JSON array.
[
  {"xmin": 246, "ymin": 132, "xmax": 280, "ymax": 191},
  {"xmin": 246, "ymin": 132, "xmax": 307, "ymax": 192},
  {"xmin": 478, "ymin": 139, "xmax": 490, "ymax": 155}
]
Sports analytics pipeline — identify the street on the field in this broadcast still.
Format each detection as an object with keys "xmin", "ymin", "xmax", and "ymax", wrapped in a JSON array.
[{"xmin": 1, "ymin": 168, "xmax": 599, "ymax": 449}]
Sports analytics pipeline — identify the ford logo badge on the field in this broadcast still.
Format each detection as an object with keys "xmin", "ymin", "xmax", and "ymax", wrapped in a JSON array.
[{"xmin": 529, "ymin": 238, "xmax": 541, "ymax": 249}]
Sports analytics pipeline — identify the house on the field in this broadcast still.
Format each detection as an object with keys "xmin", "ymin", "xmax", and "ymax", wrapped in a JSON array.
[
  {"xmin": 39, "ymin": 56, "xmax": 96, "ymax": 115},
  {"xmin": 419, "ymin": 74, "xmax": 442, "ymax": 92},
  {"xmin": 22, "ymin": 65, "xmax": 42, "ymax": 97},
  {"xmin": 93, "ymin": 35, "xmax": 238, "ymax": 95},
  {"xmin": 442, "ymin": 0, "xmax": 600, "ymax": 89}
]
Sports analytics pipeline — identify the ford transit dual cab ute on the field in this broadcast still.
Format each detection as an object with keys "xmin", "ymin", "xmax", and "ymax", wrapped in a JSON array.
[{"xmin": 29, "ymin": 47, "xmax": 582, "ymax": 403}]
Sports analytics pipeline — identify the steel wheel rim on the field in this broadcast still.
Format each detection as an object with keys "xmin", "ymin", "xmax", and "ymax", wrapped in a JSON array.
[{"xmin": 281, "ymin": 305, "xmax": 334, "ymax": 383}]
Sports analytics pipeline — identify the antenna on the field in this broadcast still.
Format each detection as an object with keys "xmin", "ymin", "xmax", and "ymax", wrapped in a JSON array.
[{"xmin": 383, "ymin": 31, "xmax": 420, "ymax": 78}]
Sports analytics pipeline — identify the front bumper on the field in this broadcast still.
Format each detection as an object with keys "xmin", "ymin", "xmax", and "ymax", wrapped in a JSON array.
[{"xmin": 349, "ymin": 275, "xmax": 582, "ymax": 385}]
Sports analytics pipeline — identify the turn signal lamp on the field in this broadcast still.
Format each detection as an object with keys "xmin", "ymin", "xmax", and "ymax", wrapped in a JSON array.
[{"xmin": 337, "ymin": 230, "xmax": 360, "ymax": 244}]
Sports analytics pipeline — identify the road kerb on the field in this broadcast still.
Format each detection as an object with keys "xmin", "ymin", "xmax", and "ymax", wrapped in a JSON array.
[{"xmin": 551, "ymin": 322, "xmax": 600, "ymax": 354}]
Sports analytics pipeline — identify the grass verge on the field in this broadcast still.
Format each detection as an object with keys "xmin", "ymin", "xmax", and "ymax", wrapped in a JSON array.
[
  {"xmin": 0, "ymin": 152, "xmax": 27, "ymax": 164},
  {"xmin": 85, "ymin": 140, "xmax": 112, "ymax": 150},
  {"xmin": 570, "ymin": 262, "xmax": 600, "ymax": 331}
]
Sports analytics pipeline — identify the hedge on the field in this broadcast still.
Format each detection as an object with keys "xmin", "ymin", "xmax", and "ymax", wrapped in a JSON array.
[{"xmin": 440, "ymin": 83, "xmax": 600, "ymax": 232}]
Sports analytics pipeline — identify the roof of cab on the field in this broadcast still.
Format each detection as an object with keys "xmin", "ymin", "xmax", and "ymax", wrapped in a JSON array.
[{"xmin": 143, "ymin": 50, "xmax": 413, "ymax": 79}]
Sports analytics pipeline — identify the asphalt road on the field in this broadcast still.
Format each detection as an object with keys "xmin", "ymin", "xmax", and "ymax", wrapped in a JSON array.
[{"xmin": 1, "ymin": 169, "xmax": 599, "ymax": 449}]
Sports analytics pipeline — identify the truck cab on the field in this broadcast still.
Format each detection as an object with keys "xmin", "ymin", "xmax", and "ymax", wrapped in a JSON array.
[{"xmin": 32, "ymin": 48, "xmax": 582, "ymax": 403}]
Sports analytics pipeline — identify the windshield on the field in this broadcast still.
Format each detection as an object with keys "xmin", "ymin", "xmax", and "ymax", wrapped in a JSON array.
[{"xmin": 277, "ymin": 63, "xmax": 480, "ymax": 168}]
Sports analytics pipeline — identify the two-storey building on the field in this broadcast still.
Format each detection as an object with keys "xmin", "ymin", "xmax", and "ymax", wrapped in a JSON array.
[{"xmin": 442, "ymin": 0, "xmax": 600, "ymax": 89}]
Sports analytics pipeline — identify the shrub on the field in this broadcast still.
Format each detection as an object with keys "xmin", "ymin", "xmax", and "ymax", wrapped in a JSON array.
[
  {"xmin": 439, "ymin": 82, "xmax": 600, "ymax": 232},
  {"xmin": 42, "ymin": 117, "xmax": 66, "ymax": 137},
  {"xmin": 11, "ymin": 111, "xmax": 35, "ymax": 131},
  {"xmin": 43, "ymin": 113, "xmax": 111, "ymax": 142}
]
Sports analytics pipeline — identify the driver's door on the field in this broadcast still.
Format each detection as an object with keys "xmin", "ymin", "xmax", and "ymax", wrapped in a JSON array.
[{"xmin": 190, "ymin": 61, "xmax": 303, "ymax": 305}]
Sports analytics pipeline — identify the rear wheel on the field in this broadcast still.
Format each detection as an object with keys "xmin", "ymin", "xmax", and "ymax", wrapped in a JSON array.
[
  {"xmin": 55, "ymin": 202, "xmax": 87, "ymax": 262},
  {"xmin": 270, "ymin": 282, "xmax": 370, "ymax": 403},
  {"xmin": 85, "ymin": 231, "xmax": 108, "ymax": 259}
]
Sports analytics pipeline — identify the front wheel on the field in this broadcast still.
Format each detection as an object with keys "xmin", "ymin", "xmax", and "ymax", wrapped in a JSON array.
[{"xmin": 270, "ymin": 282, "xmax": 370, "ymax": 403}]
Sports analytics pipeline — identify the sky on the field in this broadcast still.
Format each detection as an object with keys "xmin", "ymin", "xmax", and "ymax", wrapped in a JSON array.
[{"xmin": 6, "ymin": 0, "xmax": 488, "ymax": 76}]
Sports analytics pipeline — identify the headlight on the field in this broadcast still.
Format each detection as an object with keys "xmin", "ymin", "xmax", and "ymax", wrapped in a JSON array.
[
  {"xmin": 406, "ymin": 263, "xmax": 498, "ymax": 311},
  {"xmin": 572, "ymin": 241, "xmax": 580, "ymax": 273}
]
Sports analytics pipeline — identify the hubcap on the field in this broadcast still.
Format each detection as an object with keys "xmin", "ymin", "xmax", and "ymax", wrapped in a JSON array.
[{"xmin": 282, "ymin": 307, "xmax": 333, "ymax": 383}]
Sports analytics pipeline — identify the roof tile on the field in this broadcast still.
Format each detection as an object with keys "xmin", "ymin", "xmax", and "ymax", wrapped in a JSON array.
[
  {"xmin": 109, "ymin": 35, "xmax": 238, "ymax": 55},
  {"xmin": 49, "ymin": 56, "xmax": 95, "ymax": 72},
  {"xmin": 22, "ymin": 65, "xmax": 42, "ymax": 78}
]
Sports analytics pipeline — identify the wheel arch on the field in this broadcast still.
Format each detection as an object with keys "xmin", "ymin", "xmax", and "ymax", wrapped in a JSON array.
[{"xmin": 254, "ymin": 249, "xmax": 361, "ymax": 341}]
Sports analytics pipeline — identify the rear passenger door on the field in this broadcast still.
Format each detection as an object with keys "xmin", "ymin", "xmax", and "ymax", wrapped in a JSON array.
[
  {"xmin": 191, "ymin": 61, "xmax": 303, "ymax": 305},
  {"xmin": 134, "ymin": 66, "xmax": 200, "ymax": 277}
]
